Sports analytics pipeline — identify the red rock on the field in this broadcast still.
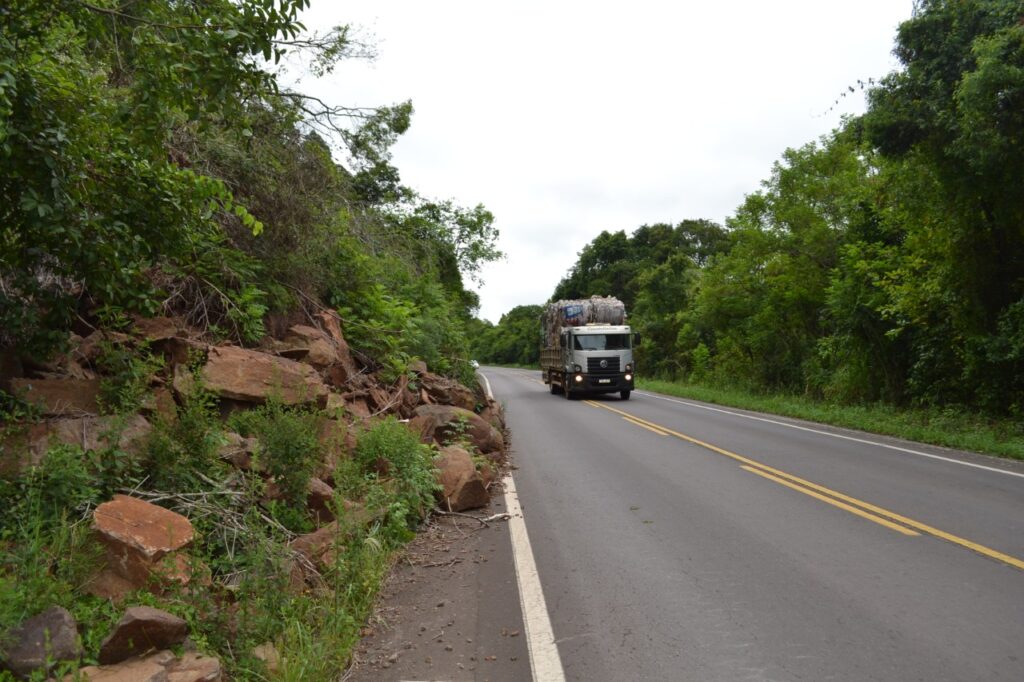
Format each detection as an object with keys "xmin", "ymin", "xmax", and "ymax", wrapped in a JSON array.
[
  {"xmin": 0, "ymin": 415, "xmax": 151, "ymax": 478},
  {"xmin": 83, "ymin": 566, "xmax": 137, "ymax": 602},
  {"xmin": 9, "ymin": 377, "xmax": 101, "ymax": 416},
  {"xmin": 435, "ymin": 445, "xmax": 488, "ymax": 512},
  {"xmin": 169, "ymin": 651, "xmax": 222, "ymax": 681},
  {"xmin": 317, "ymin": 312, "xmax": 358, "ymax": 376},
  {"xmin": 325, "ymin": 363, "xmax": 351, "ymax": 388},
  {"xmin": 479, "ymin": 401, "xmax": 506, "ymax": 431},
  {"xmin": 141, "ymin": 387, "xmax": 177, "ymax": 423},
  {"xmin": 2, "ymin": 606, "xmax": 82, "ymax": 678},
  {"xmin": 163, "ymin": 337, "xmax": 207, "ymax": 369},
  {"xmin": 68, "ymin": 650, "xmax": 174, "ymax": 682},
  {"xmin": 75, "ymin": 330, "xmax": 131, "ymax": 364},
  {"xmin": 315, "ymin": 418, "xmax": 356, "ymax": 481},
  {"xmin": 263, "ymin": 477, "xmax": 336, "ymax": 525},
  {"xmin": 200, "ymin": 346, "xmax": 327, "ymax": 405},
  {"xmin": 307, "ymin": 477, "xmax": 335, "ymax": 525},
  {"xmin": 217, "ymin": 432, "xmax": 259, "ymax": 471},
  {"xmin": 92, "ymin": 495, "xmax": 195, "ymax": 589},
  {"xmin": 346, "ymin": 397, "xmax": 371, "ymax": 420},
  {"xmin": 289, "ymin": 522, "xmax": 342, "ymax": 570},
  {"xmin": 283, "ymin": 325, "xmax": 338, "ymax": 368},
  {"xmin": 367, "ymin": 384, "xmax": 394, "ymax": 413},
  {"xmin": 99, "ymin": 606, "xmax": 188, "ymax": 665},
  {"xmin": 131, "ymin": 316, "xmax": 182, "ymax": 342},
  {"xmin": 410, "ymin": 405, "xmax": 505, "ymax": 457},
  {"xmin": 420, "ymin": 372, "xmax": 478, "ymax": 411},
  {"xmin": 67, "ymin": 651, "xmax": 221, "ymax": 682}
]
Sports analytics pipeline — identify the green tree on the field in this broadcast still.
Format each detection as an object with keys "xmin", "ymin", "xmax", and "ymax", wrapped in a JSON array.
[
  {"xmin": 862, "ymin": 0, "xmax": 1024, "ymax": 410},
  {"xmin": 470, "ymin": 305, "xmax": 543, "ymax": 366}
]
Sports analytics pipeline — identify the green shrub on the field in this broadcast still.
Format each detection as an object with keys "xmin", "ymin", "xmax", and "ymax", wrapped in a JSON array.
[
  {"xmin": 0, "ymin": 445, "xmax": 101, "ymax": 539},
  {"xmin": 354, "ymin": 417, "xmax": 438, "ymax": 535},
  {"xmin": 230, "ymin": 401, "xmax": 321, "ymax": 509},
  {"xmin": 96, "ymin": 341, "xmax": 165, "ymax": 415},
  {"xmin": 144, "ymin": 388, "xmax": 225, "ymax": 492}
]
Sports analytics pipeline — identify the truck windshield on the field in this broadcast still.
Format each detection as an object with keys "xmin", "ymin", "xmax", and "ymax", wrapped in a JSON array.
[{"xmin": 573, "ymin": 334, "xmax": 630, "ymax": 351}]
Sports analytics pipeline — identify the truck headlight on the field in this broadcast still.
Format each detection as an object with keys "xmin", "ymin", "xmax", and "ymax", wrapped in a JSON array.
[
  {"xmin": 573, "ymin": 364, "xmax": 582, "ymax": 373},
  {"xmin": 625, "ymin": 373, "xmax": 633, "ymax": 381},
  {"xmin": 575, "ymin": 374, "xmax": 583, "ymax": 383},
  {"xmin": 625, "ymin": 363, "xmax": 633, "ymax": 372}
]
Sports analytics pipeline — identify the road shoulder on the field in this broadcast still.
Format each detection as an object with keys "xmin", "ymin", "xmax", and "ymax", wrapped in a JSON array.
[{"xmin": 345, "ymin": 485, "xmax": 531, "ymax": 681}]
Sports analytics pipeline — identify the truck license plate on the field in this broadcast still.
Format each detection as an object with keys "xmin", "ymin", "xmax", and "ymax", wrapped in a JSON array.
[{"xmin": 598, "ymin": 379, "xmax": 611, "ymax": 384}]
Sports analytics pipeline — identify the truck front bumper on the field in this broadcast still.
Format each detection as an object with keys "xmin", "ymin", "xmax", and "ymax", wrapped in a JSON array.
[{"xmin": 570, "ymin": 371, "xmax": 634, "ymax": 393}]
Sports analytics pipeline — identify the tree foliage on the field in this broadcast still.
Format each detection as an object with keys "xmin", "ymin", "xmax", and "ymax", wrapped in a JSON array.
[
  {"xmin": 1, "ymin": 0, "xmax": 500, "ymax": 380},
  {"xmin": 537, "ymin": 0, "xmax": 1024, "ymax": 415},
  {"xmin": 469, "ymin": 305, "xmax": 544, "ymax": 366}
]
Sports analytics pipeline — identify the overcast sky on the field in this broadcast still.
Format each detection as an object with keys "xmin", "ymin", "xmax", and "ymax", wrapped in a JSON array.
[{"xmin": 294, "ymin": 1, "xmax": 914, "ymax": 323}]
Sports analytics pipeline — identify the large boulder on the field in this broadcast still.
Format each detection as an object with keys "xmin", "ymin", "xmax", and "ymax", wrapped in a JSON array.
[
  {"xmin": 8, "ymin": 378, "xmax": 101, "ymax": 416},
  {"xmin": 419, "ymin": 372, "xmax": 477, "ymax": 412},
  {"xmin": 199, "ymin": 346, "xmax": 328, "ymax": 405},
  {"xmin": 90, "ymin": 495, "xmax": 195, "ymax": 596},
  {"xmin": 410, "ymin": 405, "xmax": 505, "ymax": 458},
  {"xmin": 435, "ymin": 445, "xmax": 488, "ymax": 512},
  {"xmin": 279, "ymin": 325, "xmax": 338, "ymax": 369},
  {"xmin": 1, "ymin": 606, "xmax": 82, "ymax": 679},
  {"xmin": 478, "ymin": 399, "xmax": 506, "ymax": 432},
  {"xmin": 98, "ymin": 606, "xmax": 189, "ymax": 665}
]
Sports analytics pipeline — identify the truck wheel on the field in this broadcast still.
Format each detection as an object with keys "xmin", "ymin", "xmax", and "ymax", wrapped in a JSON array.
[
  {"xmin": 550, "ymin": 382, "xmax": 562, "ymax": 395},
  {"xmin": 620, "ymin": 390, "xmax": 631, "ymax": 400},
  {"xmin": 564, "ymin": 385, "xmax": 575, "ymax": 400}
]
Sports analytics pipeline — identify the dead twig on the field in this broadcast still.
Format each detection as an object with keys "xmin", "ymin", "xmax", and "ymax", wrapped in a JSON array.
[{"xmin": 433, "ymin": 509, "xmax": 492, "ymax": 527}]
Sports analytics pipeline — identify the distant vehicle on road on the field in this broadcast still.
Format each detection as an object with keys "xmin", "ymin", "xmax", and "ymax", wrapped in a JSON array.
[
  {"xmin": 470, "ymin": 360, "xmax": 480, "ymax": 369},
  {"xmin": 540, "ymin": 296, "xmax": 637, "ymax": 400}
]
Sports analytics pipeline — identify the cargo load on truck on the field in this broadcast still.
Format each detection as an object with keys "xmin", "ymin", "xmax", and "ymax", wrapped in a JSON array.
[
  {"xmin": 542, "ymin": 296, "xmax": 626, "ymax": 346},
  {"xmin": 540, "ymin": 296, "xmax": 636, "ymax": 400}
]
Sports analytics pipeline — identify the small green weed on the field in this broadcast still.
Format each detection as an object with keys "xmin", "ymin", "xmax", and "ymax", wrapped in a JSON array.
[{"xmin": 96, "ymin": 341, "xmax": 165, "ymax": 415}]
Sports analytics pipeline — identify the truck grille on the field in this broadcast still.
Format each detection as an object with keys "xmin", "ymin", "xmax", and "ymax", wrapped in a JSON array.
[{"xmin": 587, "ymin": 357, "xmax": 620, "ymax": 377}]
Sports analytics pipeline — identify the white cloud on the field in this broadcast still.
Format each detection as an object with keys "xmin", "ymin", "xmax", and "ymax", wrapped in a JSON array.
[{"xmin": 296, "ymin": 1, "xmax": 913, "ymax": 322}]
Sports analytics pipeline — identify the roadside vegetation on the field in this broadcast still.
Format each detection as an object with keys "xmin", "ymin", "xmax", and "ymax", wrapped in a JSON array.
[
  {"xmin": 1, "ymin": 0, "xmax": 500, "ymax": 678},
  {"xmin": 639, "ymin": 379, "xmax": 1024, "ymax": 461},
  {"xmin": 475, "ymin": 0, "xmax": 1024, "ymax": 456},
  {"xmin": 0, "ymin": 390, "xmax": 439, "ymax": 678}
]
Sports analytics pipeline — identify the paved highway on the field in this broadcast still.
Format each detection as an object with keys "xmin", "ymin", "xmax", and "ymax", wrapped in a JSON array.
[{"xmin": 482, "ymin": 367, "xmax": 1024, "ymax": 681}]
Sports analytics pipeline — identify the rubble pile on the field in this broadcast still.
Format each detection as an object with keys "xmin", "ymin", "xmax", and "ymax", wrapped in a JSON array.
[{"xmin": 0, "ymin": 310, "xmax": 506, "ymax": 680}]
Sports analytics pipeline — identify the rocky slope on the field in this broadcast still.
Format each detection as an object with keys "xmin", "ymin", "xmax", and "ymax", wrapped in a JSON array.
[{"xmin": 0, "ymin": 311, "xmax": 505, "ymax": 680}]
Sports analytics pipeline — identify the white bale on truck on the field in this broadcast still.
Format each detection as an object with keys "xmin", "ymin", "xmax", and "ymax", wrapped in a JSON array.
[{"xmin": 540, "ymin": 296, "xmax": 637, "ymax": 400}]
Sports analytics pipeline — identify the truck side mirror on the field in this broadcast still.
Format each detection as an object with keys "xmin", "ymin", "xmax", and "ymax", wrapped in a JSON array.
[{"xmin": 633, "ymin": 333, "xmax": 642, "ymax": 346}]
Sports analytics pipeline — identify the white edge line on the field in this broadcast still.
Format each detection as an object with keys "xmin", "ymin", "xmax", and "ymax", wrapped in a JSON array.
[
  {"xmin": 503, "ymin": 474, "xmax": 566, "ymax": 682},
  {"xmin": 636, "ymin": 391, "xmax": 1024, "ymax": 480}
]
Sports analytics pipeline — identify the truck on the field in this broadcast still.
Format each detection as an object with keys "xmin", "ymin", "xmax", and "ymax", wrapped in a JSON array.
[{"xmin": 540, "ymin": 296, "xmax": 637, "ymax": 400}]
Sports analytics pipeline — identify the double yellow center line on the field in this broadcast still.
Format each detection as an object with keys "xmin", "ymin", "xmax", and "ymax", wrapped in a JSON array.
[{"xmin": 584, "ymin": 400, "xmax": 1024, "ymax": 571}]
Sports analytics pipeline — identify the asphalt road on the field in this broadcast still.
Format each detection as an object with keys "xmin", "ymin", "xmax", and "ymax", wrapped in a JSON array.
[{"xmin": 482, "ymin": 367, "xmax": 1024, "ymax": 682}]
